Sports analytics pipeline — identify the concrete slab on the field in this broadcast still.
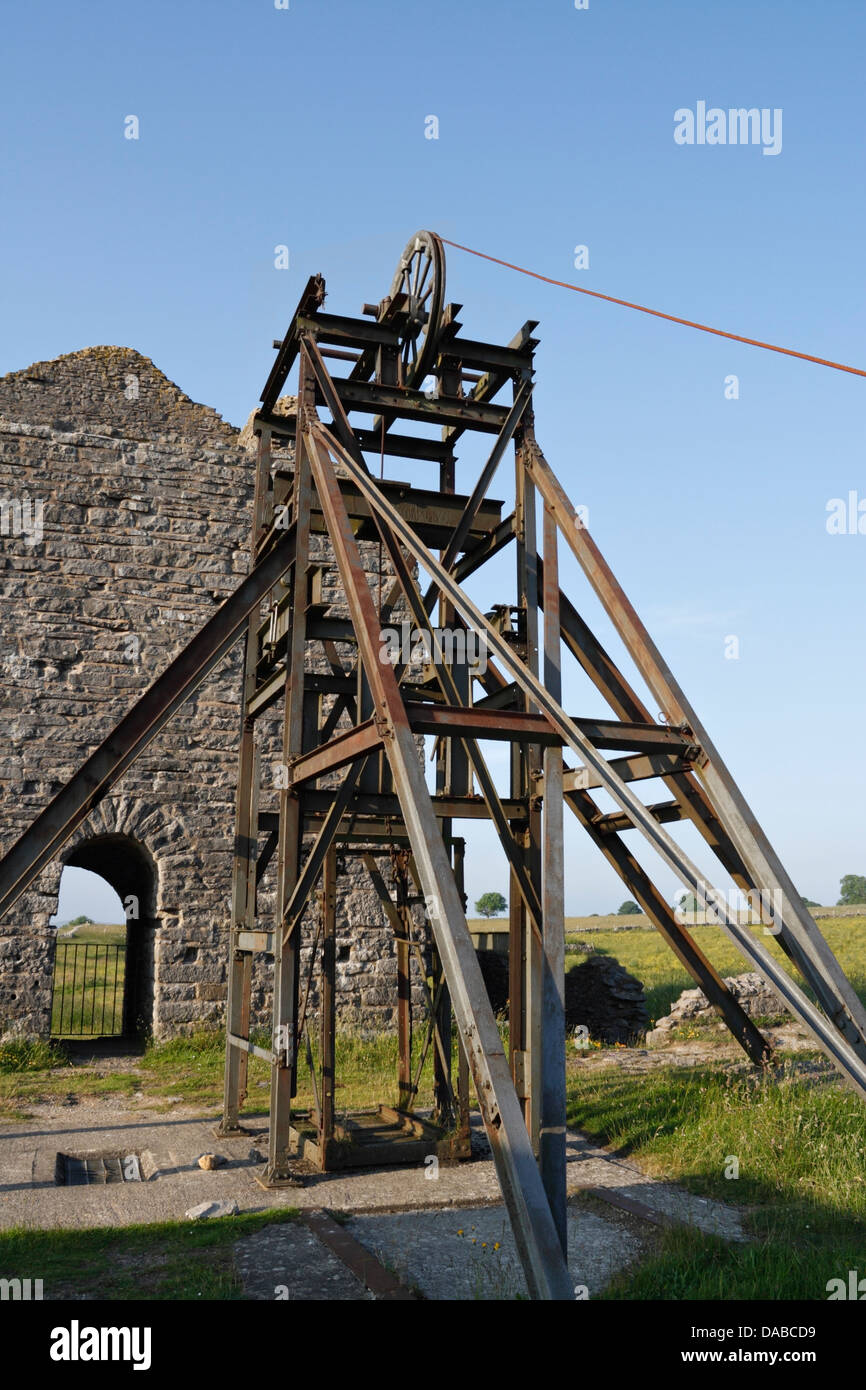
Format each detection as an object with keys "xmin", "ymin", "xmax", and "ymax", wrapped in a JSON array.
[
  {"xmin": 0, "ymin": 1105, "xmax": 503, "ymax": 1229},
  {"xmin": 565, "ymin": 1133, "xmax": 745, "ymax": 1241},
  {"xmin": 234, "ymin": 1221, "xmax": 374, "ymax": 1301},
  {"xmin": 345, "ymin": 1203, "xmax": 642, "ymax": 1300},
  {"xmin": 0, "ymin": 1108, "xmax": 290, "ymax": 1229},
  {"xmin": 0, "ymin": 1102, "xmax": 742, "ymax": 1247}
]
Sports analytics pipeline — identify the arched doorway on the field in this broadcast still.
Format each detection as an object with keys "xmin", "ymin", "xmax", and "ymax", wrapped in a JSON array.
[{"xmin": 50, "ymin": 835, "xmax": 158, "ymax": 1039}]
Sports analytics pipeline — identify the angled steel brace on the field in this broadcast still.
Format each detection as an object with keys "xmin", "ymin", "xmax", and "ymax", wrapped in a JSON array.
[
  {"xmin": 281, "ymin": 760, "xmax": 369, "ymax": 946},
  {"xmin": 437, "ymin": 377, "xmax": 534, "ymax": 573},
  {"xmin": 0, "ymin": 524, "xmax": 298, "ymax": 921},
  {"xmin": 565, "ymin": 786, "xmax": 772, "ymax": 1064},
  {"xmin": 304, "ymin": 339, "xmax": 545, "ymax": 942},
  {"xmin": 533, "ymin": 569, "xmax": 771, "ymax": 1062},
  {"xmin": 523, "ymin": 434, "xmax": 866, "ymax": 1059},
  {"xmin": 305, "ymin": 421, "xmax": 574, "ymax": 1301},
  {"xmin": 361, "ymin": 852, "xmax": 454, "ymax": 1101},
  {"xmin": 308, "ymin": 418, "xmax": 866, "ymax": 1101}
]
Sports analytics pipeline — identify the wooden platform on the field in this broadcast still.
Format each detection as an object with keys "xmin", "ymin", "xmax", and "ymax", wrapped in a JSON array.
[{"xmin": 289, "ymin": 1106, "xmax": 472, "ymax": 1172}]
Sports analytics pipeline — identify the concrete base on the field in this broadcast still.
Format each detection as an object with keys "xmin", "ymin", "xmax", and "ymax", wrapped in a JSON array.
[{"xmin": 0, "ymin": 1099, "xmax": 743, "ymax": 1244}]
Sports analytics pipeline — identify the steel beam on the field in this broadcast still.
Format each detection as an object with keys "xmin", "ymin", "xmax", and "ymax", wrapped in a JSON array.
[
  {"xmin": 308, "ymin": 417, "xmax": 866, "ymax": 1100},
  {"xmin": 540, "ymin": 500, "xmax": 567, "ymax": 1253},
  {"xmin": 304, "ymin": 419, "xmax": 574, "ymax": 1300},
  {"xmin": 524, "ymin": 433, "xmax": 866, "ymax": 1060},
  {"xmin": 265, "ymin": 353, "xmax": 314, "ymax": 1187},
  {"xmin": 514, "ymin": 426, "xmax": 542, "ymax": 1150},
  {"xmin": 321, "ymin": 846, "xmax": 337, "ymax": 1147},
  {"xmin": 326, "ymin": 378, "xmax": 510, "ymax": 433},
  {"xmin": 304, "ymin": 341, "xmax": 546, "ymax": 943},
  {"xmin": 565, "ymin": 785, "xmax": 772, "ymax": 1065},
  {"xmin": 0, "ymin": 524, "xmax": 297, "ymax": 921}
]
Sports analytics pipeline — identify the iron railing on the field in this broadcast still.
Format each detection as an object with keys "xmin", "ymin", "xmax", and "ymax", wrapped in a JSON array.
[{"xmin": 51, "ymin": 941, "xmax": 126, "ymax": 1037}]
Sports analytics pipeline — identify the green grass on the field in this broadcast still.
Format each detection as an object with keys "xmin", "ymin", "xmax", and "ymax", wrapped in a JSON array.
[
  {"xmin": 601, "ymin": 1223, "xmax": 866, "ymax": 1301},
  {"xmin": 563, "ymin": 916, "xmax": 866, "ymax": 1023},
  {"xmin": 136, "ymin": 1026, "xmax": 478, "ymax": 1115},
  {"xmin": 0, "ymin": 1210, "xmax": 299, "ymax": 1300},
  {"xmin": 0, "ymin": 1026, "xmax": 458, "ymax": 1118},
  {"xmin": 0, "ymin": 1069, "xmax": 140, "ymax": 1119},
  {"xmin": 567, "ymin": 1061, "xmax": 866, "ymax": 1299},
  {"xmin": 0, "ymin": 1034, "xmax": 136, "ymax": 1118},
  {"xmin": 470, "ymin": 914, "xmax": 866, "ymax": 1024},
  {"xmin": 468, "ymin": 914, "xmax": 651, "ymax": 932},
  {"xmin": 7, "ymin": 914, "xmax": 866, "ymax": 1300},
  {"xmin": 56, "ymin": 923, "xmax": 127, "ymax": 945},
  {"xmin": 0, "ymin": 1038, "xmax": 68, "ymax": 1073}
]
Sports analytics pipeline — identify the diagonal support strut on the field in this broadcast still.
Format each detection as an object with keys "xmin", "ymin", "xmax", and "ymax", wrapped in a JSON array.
[{"xmin": 304, "ymin": 420, "xmax": 575, "ymax": 1301}]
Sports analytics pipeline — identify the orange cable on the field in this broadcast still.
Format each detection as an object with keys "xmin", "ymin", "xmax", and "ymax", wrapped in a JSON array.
[{"xmin": 441, "ymin": 237, "xmax": 866, "ymax": 379}]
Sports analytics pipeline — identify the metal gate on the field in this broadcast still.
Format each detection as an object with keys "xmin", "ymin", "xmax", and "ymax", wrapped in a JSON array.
[{"xmin": 51, "ymin": 941, "xmax": 126, "ymax": 1037}]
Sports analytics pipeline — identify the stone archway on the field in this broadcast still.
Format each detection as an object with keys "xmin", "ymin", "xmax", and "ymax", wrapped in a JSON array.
[{"xmin": 61, "ymin": 835, "xmax": 158, "ymax": 1038}]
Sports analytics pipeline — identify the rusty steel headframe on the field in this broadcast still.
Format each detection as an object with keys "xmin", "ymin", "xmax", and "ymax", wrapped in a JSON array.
[{"xmin": 3, "ymin": 230, "xmax": 866, "ymax": 1301}]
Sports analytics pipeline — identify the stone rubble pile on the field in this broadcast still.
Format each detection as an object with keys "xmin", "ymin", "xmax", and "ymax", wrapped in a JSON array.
[{"xmin": 646, "ymin": 971, "xmax": 789, "ymax": 1045}]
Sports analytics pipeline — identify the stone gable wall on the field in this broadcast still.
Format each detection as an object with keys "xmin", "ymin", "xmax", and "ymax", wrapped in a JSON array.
[{"xmin": 0, "ymin": 347, "xmax": 420, "ymax": 1041}]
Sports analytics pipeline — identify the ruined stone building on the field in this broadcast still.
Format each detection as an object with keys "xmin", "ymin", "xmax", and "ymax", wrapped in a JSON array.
[{"xmin": 0, "ymin": 347, "xmax": 413, "ymax": 1041}]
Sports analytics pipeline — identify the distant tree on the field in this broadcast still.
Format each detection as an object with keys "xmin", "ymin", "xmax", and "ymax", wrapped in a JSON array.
[
  {"xmin": 801, "ymin": 896, "xmax": 820, "ymax": 908},
  {"xmin": 838, "ymin": 875, "xmax": 866, "ymax": 906},
  {"xmin": 67, "ymin": 914, "xmax": 94, "ymax": 926},
  {"xmin": 475, "ymin": 891, "xmax": 507, "ymax": 919},
  {"xmin": 616, "ymin": 900, "xmax": 641, "ymax": 916}
]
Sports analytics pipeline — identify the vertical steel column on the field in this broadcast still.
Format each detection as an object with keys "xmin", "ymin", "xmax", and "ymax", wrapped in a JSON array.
[
  {"xmin": 432, "ymin": 920, "xmax": 454, "ymax": 1127},
  {"xmin": 453, "ymin": 836, "xmax": 471, "ymax": 1142},
  {"xmin": 540, "ymin": 501, "xmax": 567, "ymax": 1252},
  {"xmin": 306, "ymin": 423, "xmax": 574, "ymax": 1299},
  {"xmin": 264, "ymin": 351, "xmax": 314, "ymax": 1185},
  {"xmin": 237, "ymin": 727, "xmax": 260, "ymax": 1112},
  {"xmin": 220, "ymin": 423, "xmax": 272, "ymax": 1137},
  {"xmin": 219, "ymin": 704, "xmax": 257, "ymax": 1134},
  {"xmin": 320, "ymin": 844, "xmax": 337, "ymax": 1149},
  {"xmin": 433, "ymin": 340, "xmax": 461, "ymax": 1125},
  {"xmin": 393, "ymin": 852, "xmax": 413, "ymax": 1108},
  {"xmin": 514, "ymin": 424, "xmax": 542, "ymax": 1151}
]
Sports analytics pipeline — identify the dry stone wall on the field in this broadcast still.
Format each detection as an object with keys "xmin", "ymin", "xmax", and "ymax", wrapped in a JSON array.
[{"xmin": 0, "ymin": 346, "xmax": 421, "ymax": 1040}]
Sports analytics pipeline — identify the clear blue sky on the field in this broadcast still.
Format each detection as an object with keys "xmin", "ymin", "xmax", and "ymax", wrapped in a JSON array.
[{"xmin": 3, "ymin": 0, "xmax": 864, "ymax": 917}]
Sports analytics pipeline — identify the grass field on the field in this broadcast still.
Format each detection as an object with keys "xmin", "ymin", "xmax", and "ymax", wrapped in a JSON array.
[
  {"xmin": 46, "ymin": 914, "xmax": 866, "ymax": 1046},
  {"xmin": 568, "ymin": 1064, "xmax": 866, "ymax": 1299},
  {"xmin": 0, "ymin": 1211, "xmax": 299, "ymax": 1300},
  {"xmin": 17, "ymin": 914, "xmax": 866, "ymax": 1113},
  {"xmin": 55, "ymin": 923, "xmax": 127, "ymax": 944},
  {"xmin": 4, "ymin": 913, "xmax": 864, "ymax": 1299},
  {"xmin": 468, "ymin": 913, "xmax": 866, "ymax": 1023},
  {"xmin": 0, "ymin": 1026, "xmax": 460, "ymax": 1118},
  {"xmin": 564, "ymin": 917, "xmax": 866, "ymax": 1022}
]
